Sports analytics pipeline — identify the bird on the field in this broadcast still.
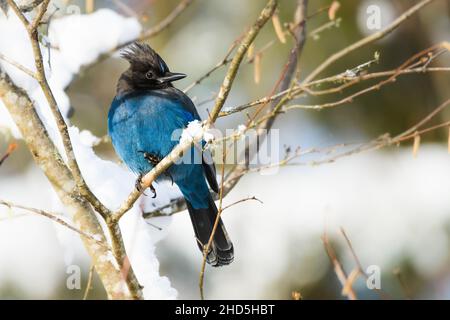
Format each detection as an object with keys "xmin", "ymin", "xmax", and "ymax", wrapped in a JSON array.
[{"xmin": 108, "ymin": 43, "xmax": 234, "ymax": 267}]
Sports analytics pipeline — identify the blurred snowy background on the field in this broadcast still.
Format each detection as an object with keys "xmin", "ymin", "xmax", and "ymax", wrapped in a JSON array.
[{"xmin": 0, "ymin": 0, "xmax": 450, "ymax": 299}]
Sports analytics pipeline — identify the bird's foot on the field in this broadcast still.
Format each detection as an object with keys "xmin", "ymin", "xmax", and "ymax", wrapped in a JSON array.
[
  {"xmin": 138, "ymin": 151, "xmax": 162, "ymax": 166},
  {"xmin": 137, "ymin": 151, "xmax": 169, "ymax": 195},
  {"xmin": 135, "ymin": 173, "xmax": 157, "ymax": 198},
  {"xmin": 149, "ymin": 183, "xmax": 157, "ymax": 198},
  {"xmin": 165, "ymin": 172, "xmax": 174, "ymax": 186},
  {"xmin": 135, "ymin": 173, "xmax": 145, "ymax": 192}
]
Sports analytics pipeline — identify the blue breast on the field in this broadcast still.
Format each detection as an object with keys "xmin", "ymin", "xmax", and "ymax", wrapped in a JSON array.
[
  {"xmin": 108, "ymin": 89, "xmax": 198, "ymax": 178},
  {"xmin": 109, "ymin": 89, "xmax": 214, "ymax": 208}
]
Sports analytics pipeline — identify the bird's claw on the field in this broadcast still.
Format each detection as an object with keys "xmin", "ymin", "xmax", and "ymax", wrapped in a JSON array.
[
  {"xmin": 149, "ymin": 184, "xmax": 157, "ymax": 198},
  {"xmin": 165, "ymin": 172, "xmax": 174, "ymax": 186},
  {"xmin": 135, "ymin": 173, "xmax": 144, "ymax": 192},
  {"xmin": 136, "ymin": 151, "xmax": 162, "ymax": 197},
  {"xmin": 135, "ymin": 173, "xmax": 157, "ymax": 198},
  {"xmin": 138, "ymin": 150, "xmax": 162, "ymax": 166}
]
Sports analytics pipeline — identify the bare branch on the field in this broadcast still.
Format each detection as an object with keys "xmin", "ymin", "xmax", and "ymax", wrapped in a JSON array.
[
  {"xmin": 5, "ymin": 0, "xmax": 30, "ymax": 26},
  {"xmin": 223, "ymin": 0, "xmax": 308, "ymax": 195},
  {"xmin": 117, "ymin": 0, "xmax": 194, "ymax": 50},
  {"xmin": 0, "ymin": 52, "xmax": 37, "ymax": 79},
  {"xmin": 221, "ymin": 196, "xmax": 263, "ymax": 212},
  {"xmin": 340, "ymin": 227, "xmax": 390, "ymax": 299},
  {"xmin": 7, "ymin": 0, "xmax": 111, "ymax": 219},
  {"xmin": 206, "ymin": 0, "xmax": 279, "ymax": 124},
  {"xmin": 91, "ymin": 0, "xmax": 195, "ymax": 66},
  {"xmin": 183, "ymin": 8, "xmax": 319, "ymax": 94},
  {"xmin": 0, "ymin": 142, "xmax": 18, "ymax": 166},
  {"xmin": 29, "ymin": 0, "xmax": 49, "ymax": 31},
  {"xmin": 183, "ymin": 39, "xmax": 240, "ymax": 93},
  {"xmin": 302, "ymin": 0, "xmax": 436, "ymax": 83},
  {"xmin": 199, "ymin": 144, "xmax": 227, "ymax": 300},
  {"xmin": 6, "ymin": 0, "xmax": 146, "ymax": 299},
  {"xmin": 0, "ymin": 71, "xmax": 133, "ymax": 299},
  {"xmin": 0, "ymin": 199, "xmax": 108, "ymax": 248},
  {"xmin": 20, "ymin": 0, "xmax": 44, "ymax": 12},
  {"xmin": 322, "ymin": 232, "xmax": 358, "ymax": 300},
  {"xmin": 83, "ymin": 264, "xmax": 95, "ymax": 300},
  {"xmin": 223, "ymin": 44, "xmax": 449, "ymax": 116}
]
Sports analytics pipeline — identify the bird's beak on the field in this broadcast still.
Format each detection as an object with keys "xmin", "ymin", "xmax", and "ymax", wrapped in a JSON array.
[{"xmin": 157, "ymin": 72, "xmax": 187, "ymax": 84}]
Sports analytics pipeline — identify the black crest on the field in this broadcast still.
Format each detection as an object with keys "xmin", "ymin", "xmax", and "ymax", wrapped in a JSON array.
[
  {"xmin": 121, "ymin": 42, "xmax": 169, "ymax": 74},
  {"xmin": 117, "ymin": 42, "xmax": 186, "ymax": 94}
]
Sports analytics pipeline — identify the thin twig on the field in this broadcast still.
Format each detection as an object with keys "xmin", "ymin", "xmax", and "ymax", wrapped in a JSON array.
[
  {"xmin": 287, "ymin": 44, "xmax": 447, "ymax": 110},
  {"xmin": 0, "ymin": 142, "xmax": 18, "ymax": 166},
  {"xmin": 183, "ymin": 6, "xmax": 322, "ymax": 94},
  {"xmin": 183, "ymin": 39, "xmax": 241, "ymax": 93},
  {"xmin": 207, "ymin": 0, "xmax": 278, "ymax": 124},
  {"xmin": 224, "ymin": 60, "xmax": 449, "ymax": 116},
  {"xmin": 0, "ymin": 69, "xmax": 134, "ymax": 299},
  {"xmin": 0, "ymin": 200, "xmax": 108, "ymax": 248},
  {"xmin": 6, "ymin": 0, "xmax": 143, "ymax": 300},
  {"xmin": 7, "ymin": 0, "xmax": 111, "ymax": 219},
  {"xmin": 199, "ymin": 141, "xmax": 227, "ymax": 300},
  {"xmin": 83, "ymin": 264, "xmax": 95, "ymax": 300},
  {"xmin": 223, "ymin": 0, "xmax": 308, "ymax": 195},
  {"xmin": 322, "ymin": 232, "xmax": 358, "ymax": 300},
  {"xmin": 20, "ymin": 0, "xmax": 44, "ymax": 12},
  {"xmin": 340, "ymin": 227, "xmax": 390, "ymax": 299},
  {"xmin": 302, "ymin": 0, "xmax": 435, "ymax": 84},
  {"xmin": 221, "ymin": 196, "xmax": 263, "ymax": 211},
  {"xmin": 0, "ymin": 53, "xmax": 37, "ymax": 79},
  {"xmin": 97, "ymin": 0, "xmax": 195, "ymax": 64}
]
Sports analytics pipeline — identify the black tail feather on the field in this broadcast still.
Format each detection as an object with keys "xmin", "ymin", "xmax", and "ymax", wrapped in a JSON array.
[{"xmin": 186, "ymin": 196, "xmax": 234, "ymax": 267}]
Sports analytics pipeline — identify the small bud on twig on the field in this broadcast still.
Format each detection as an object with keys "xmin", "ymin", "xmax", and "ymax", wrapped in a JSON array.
[
  {"xmin": 247, "ymin": 43, "xmax": 254, "ymax": 61},
  {"xmin": 0, "ymin": 142, "xmax": 18, "ymax": 167},
  {"xmin": 272, "ymin": 12, "xmax": 286, "ymax": 44},
  {"xmin": 254, "ymin": 53, "xmax": 262, "ymax": 84},
  {"xmin": 85, "ymin": 0, "xmax": 94, "ymax": 13},
  {"xmin": 447, "ymin": 127, "xmax": 450, "ymax": 154},
  {"xmin": 341, "ymin": 268, "xmax": 360, "ymax": 296},
  {"xmin": 412, "ymin": 131, "xmax": 420, "ymax": 158},
  {"xmin": 328, "ymin": 1, "xmax": 341, "ymax": 21},
  {"xmin": 292, "ymin": 291, "xmax": 302, "ymax": 300}
]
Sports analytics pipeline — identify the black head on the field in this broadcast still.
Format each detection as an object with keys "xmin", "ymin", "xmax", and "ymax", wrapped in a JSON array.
[{"xmin": 118, "ymin": 42, "xmax": 186, "ymax": 93}]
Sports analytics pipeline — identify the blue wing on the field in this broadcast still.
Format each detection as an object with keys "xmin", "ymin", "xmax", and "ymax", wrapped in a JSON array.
[{"xmin": 108, "ymin": 88, "xmax": 218, "ymax": 192}]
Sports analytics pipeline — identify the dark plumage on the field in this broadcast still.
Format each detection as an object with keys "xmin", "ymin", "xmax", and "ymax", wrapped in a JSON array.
[{"xmin": 108, "ymin": 43, "xmax": 234, "ymax": 266}]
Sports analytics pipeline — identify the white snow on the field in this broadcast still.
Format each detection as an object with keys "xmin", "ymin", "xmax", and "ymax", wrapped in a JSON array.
[
  {"xmin": 162, "ymin": 146, "xmax": 450, "ymax": 299},
  {"xmin": 180, "ymin": 119, "xmax": 204, "ymax": 144},
  {"xmin": 237, "ymin": 124, "xmax": 246, "ymax": 135},
  {"xmin": 47, "ymin": 9, "xmax": 141, "ymax": 75},
  {"xmin": 0, "ymin": 8, "xmax": 179, "ymax": 299}
]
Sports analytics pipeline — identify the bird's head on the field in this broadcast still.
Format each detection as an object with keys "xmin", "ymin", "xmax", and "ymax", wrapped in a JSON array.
[{"xmin": 119, "ymin": 42, "xmax": 186, "ymax": 92}]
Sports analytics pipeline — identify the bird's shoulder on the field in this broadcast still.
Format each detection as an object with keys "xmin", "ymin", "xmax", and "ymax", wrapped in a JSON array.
[{"xmin": 111, "ymin": 87, "xmax": 200, "ymax": 121}]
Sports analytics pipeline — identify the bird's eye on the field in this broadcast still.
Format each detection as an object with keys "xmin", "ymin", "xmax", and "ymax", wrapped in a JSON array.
[{"xmin": 145, "ymin": 71, "xmax": 154, "ymax": 79}]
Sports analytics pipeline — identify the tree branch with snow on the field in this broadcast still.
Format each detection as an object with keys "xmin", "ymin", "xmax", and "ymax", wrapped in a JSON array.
[{"xmin": 0, "ymin": 0, "xmax": 449, "ymax": 300}]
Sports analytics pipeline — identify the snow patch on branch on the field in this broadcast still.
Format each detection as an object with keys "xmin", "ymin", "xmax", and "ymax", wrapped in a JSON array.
[
  {"xmin": 180, "ymin": 120, "xmax": 217, "ymax": 144},
  {"xmin": 0, "ymin": 9, "xmax": 178, "ymax": 299}
]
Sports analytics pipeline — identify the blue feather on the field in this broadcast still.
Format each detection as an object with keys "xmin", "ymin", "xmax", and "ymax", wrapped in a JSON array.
[{"xmin": 108, "ymin": 88, "xmax": 209, "ymax": 208}]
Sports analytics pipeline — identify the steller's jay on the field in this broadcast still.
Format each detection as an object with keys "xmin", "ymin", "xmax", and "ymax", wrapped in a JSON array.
[{"xmin": 108, "ymin": 43, "xmax": 234, "ymax": 266}]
